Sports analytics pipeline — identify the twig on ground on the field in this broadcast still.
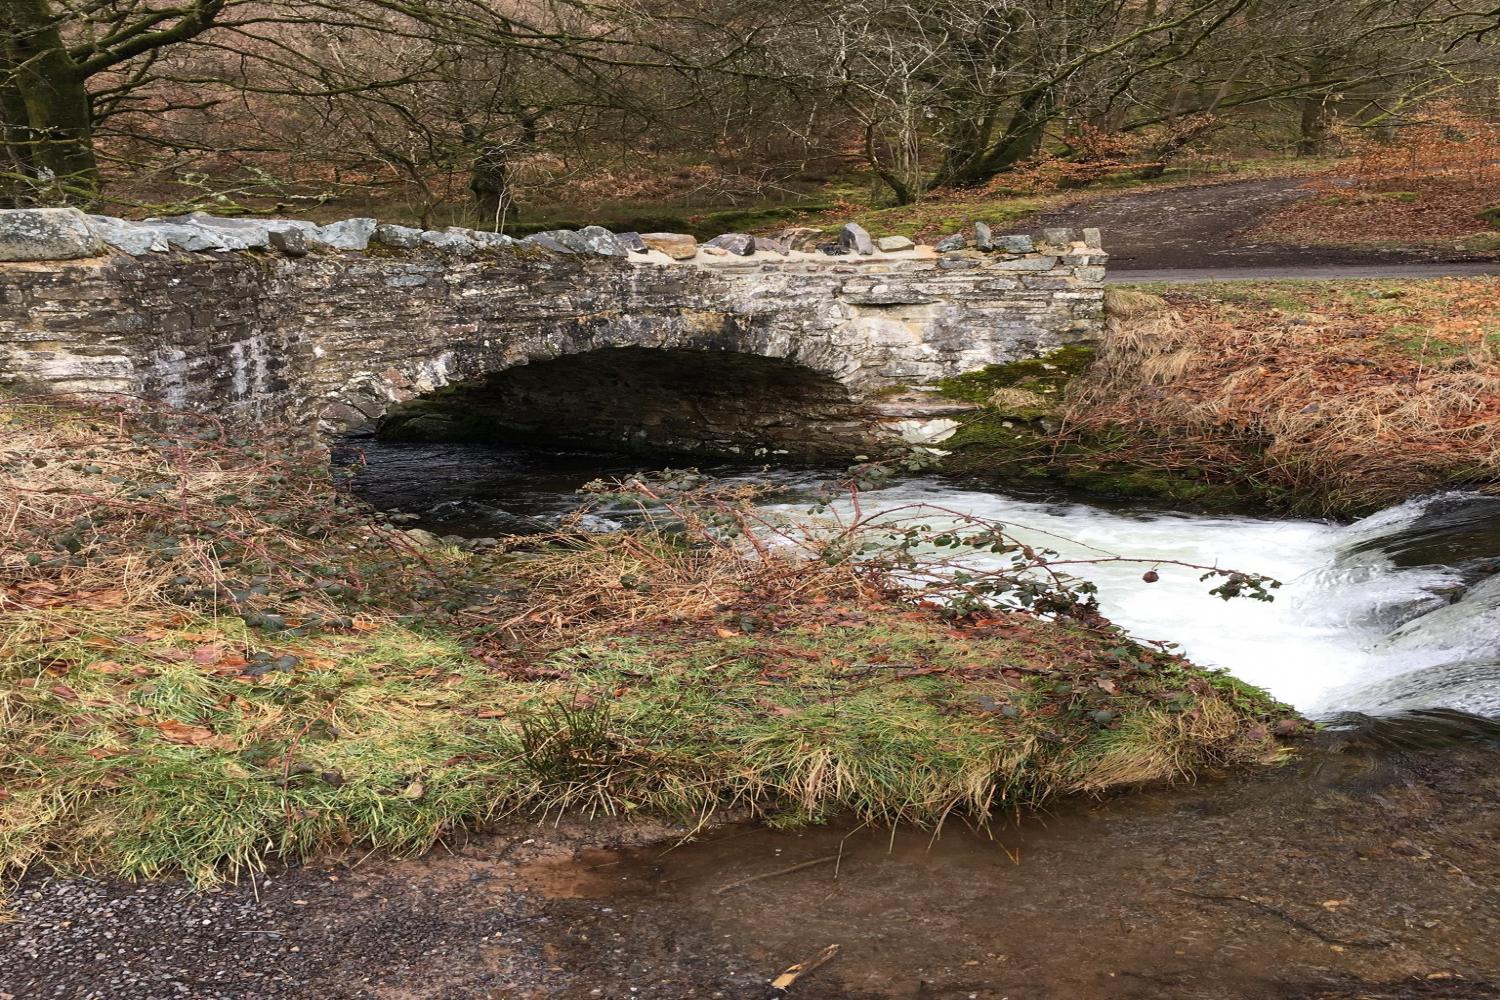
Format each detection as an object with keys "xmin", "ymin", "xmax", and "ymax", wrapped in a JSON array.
[
  {"xmin": 713, "ymin": 855, "xmax": 839, "ymax": 895},
  {"xmin": 768, "ymin": 943, "xmax": 840, "ymax": 994},
  {"xmin": 1172, "ymin": 887, "xmax": 1390, "ymax": 949}
]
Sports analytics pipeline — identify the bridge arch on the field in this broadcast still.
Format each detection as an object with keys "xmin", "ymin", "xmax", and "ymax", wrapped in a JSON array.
[
  {"xmin": 365, "ymin": 344, "xmax": 884, "ymax": 462},
  {"xmin": 315, "ymin": 306, "xmax": 867, "ymax": 450}
]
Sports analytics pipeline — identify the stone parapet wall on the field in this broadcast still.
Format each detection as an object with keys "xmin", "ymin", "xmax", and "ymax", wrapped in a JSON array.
[{"xmin": 0, "ymin": 209, "xmax": 1105, "ymax": 455}]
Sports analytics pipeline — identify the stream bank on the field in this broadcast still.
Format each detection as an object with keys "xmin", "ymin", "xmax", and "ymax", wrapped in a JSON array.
[
  {"xmin": 933, "ymin": 279, "xmax": 1500, "ymax": 517},
  {"xmin": 4, "ymin": 720, "xmax": 1498, "ymax": 999}
]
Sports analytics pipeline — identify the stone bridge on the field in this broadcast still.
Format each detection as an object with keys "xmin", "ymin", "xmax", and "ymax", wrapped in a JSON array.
[{"xmin": 0, "ymin": 209, "xmax": 1105, "ymax": 460}]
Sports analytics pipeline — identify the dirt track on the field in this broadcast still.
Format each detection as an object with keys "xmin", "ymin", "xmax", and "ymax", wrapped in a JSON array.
[{"xmin": 1026, "ymin": 177, "xmax": 1500, "ymax": 279}]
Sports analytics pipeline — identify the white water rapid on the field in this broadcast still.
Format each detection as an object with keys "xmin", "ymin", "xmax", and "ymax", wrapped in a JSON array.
[{"xmin": 811, "ymin": 484, "xmax": 1500, "ymax": 718}]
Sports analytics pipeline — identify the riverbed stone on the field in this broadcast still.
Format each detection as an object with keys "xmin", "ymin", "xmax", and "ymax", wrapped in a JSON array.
[
  {"xmin": 995, "ymin": 235, "xmax": 1034, "ymax": 254},
  {"xmin": 640, "ymin": 233, "xmax": 698, "ymax": 260},
  {"xmin": 1042, "ymin": 227, "xmax": 1075, "ymax": 247},
  {"xmin": 877, "ymin": 235, "xmax": 915, "ymax": 252},
  {"xmin": 0, "ymin": 208, "xmax": 105, "ymax": 261},
  {"xmin": 974, "ymin": 221, "xmax": 993, "ymax": 251},
  {"xmin": 934, "ymin": 233, "xmax": 967, "ymax": 252}
]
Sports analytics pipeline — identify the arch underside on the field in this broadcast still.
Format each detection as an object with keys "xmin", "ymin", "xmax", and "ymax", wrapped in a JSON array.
[{"xmin": 373, "ymin": 347, "xmax": 894, "ymax": 463}]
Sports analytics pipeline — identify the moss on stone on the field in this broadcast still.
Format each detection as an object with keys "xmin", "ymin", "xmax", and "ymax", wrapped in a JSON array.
[
  {"xmin": 935, "ymin": 344, "xmax": 1098, "ymax": 404},
  {"xmin": 934, "ymin": 346, "xmax": 1262, "ymax": 509}
]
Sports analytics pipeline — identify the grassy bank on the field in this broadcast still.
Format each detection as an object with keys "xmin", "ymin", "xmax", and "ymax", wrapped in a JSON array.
[
  {"xmin": 937, "ymin": 278, "xmax": 1500, "ymax": 516},
  {"xmin": 0, "ymin": 398, "xmax": 1295, "ymax": 886}
]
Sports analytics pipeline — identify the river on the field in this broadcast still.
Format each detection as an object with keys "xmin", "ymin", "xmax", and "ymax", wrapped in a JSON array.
[{"xmin": 342, "ymin": 437, "xmax": 1500, "ymax": 722}]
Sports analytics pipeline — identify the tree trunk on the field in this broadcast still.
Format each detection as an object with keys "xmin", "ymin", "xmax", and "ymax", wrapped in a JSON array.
[
  {"xmin": 929, "ymin": 117, "xmax": 992, "ymax": 190},
  {"xmin": 3, "ymin": 0, "xmax": 100, "ymax": 203},
  {"xmin": 1296, "ymin": 93, "xmax": 1329, "ymax": 156},
  {"xmin": 469, "ymin": 144, "xmax": 517, "ymax": 229},
  {"xmin": 864, "ymin": 122, "xmax": 914, "ymax": 206},
  {"xmin": 929, "ymin": 87, "xmax": 1055, "ymax": 190},
  {"xmin": 1, "ymin": 43, "xmax": 35, "ymax": 206},
  {"xmin": 1295, "ymin": 53, "xmax": 1336, "ymax": 157}
]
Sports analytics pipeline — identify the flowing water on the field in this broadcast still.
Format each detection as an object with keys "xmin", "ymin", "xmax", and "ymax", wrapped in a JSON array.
[{"xmin": 342, "ymin": 438, "xmax": 1500, "ymax": 720}]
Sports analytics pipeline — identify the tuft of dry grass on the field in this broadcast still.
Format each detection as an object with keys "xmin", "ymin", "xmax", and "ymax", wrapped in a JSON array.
[{"xmin": 1065, "ymin": 280, "xmax": 1500, "ymax": 514}]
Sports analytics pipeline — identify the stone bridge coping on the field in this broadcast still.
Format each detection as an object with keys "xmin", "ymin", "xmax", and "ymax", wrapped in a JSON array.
[{"xmin": 0, "ymin": 207, "xmax": 1105, "ymax": 268}]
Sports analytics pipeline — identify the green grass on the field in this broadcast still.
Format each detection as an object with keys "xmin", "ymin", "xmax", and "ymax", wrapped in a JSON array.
[{"xmin": 1, "ymin": 604, "xmax": 1293, "ymax": 885}]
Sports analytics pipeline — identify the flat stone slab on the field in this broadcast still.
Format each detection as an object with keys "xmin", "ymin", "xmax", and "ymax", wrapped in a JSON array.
[{"xmin": 0, "ymin": 208, "xmax": 104, "ymax": 262}]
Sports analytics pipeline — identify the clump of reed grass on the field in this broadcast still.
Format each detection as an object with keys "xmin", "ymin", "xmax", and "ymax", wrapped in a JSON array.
[{"xmin": 1064, "ymin": 280, "xmax": 1500, "ymax": 514}]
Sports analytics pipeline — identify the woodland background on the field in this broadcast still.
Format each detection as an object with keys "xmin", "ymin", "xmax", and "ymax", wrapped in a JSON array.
[{"xmin": 4, "ymin": 0, "xmax": 1500, "ymax": 236}]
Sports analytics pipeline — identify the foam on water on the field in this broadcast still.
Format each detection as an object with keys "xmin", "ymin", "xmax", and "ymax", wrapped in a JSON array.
[{"xmin": 811, "ymin": 483, "xmax": 1500, "ymax": 717}]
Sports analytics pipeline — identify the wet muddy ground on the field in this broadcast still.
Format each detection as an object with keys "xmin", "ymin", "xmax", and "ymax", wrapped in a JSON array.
[{"xmin": 4, "ymin": 722, "xmax": 1499, "ymax": 999}]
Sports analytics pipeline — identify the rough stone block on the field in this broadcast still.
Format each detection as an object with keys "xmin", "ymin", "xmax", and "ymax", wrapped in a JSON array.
[
  {"xmin": 752, "ymin": 235, "xmax": 788, "ymax": 255},
  {"xmin": 376, "ymin": 224, "xmax": 424, "ymax": 249},
  {"xmin": 839, "ymin": 223, "xmax": 875, "ymax": 255},
  {"xmin": 87, "ymin": 216, "xmax": 166, "ymax": 255},
  {"xmin": 420, "ymin": 230, "xmax": 478, "ymax": 254},
  {"xmin": 876, "ymin": 235, "xmax": 914, "ymax": 252},
  {"xmin": 703, "ymin": 233, "xmax": 754, "ymax": 256},
  {"xmin": 993, "ymin": 256, "xmax": 1059, "ymax": 271},
  {"xmin": 994, "ymin": 235, "xmax": 1034, "ymax": 254},
  {"xmin": 577, "ymin": 225, "xmax": 629, "ymax": 256},
  {"xmin": 640, "ymin": 233, "xmax": 698, "ymax": 260},
  {"xmin": 525, "ymin": 232, "xmax": 577, "ymax": 253},
  {"xmin": 310, "ymin": 218, "xmax": 377, "ymax": 251},
  {"xmin": 0, "ymin": 208, "xmax": 105, "ymax": 262},
  {"xmin": 269, "ymin": 229, "xmax": 309, "ymax": 258},
  {"xmin": 146, "ymin": 222, "xmax": 231, "ymax": 252},
  {"xmin": 615, "ymin": 231, "xmax": 648, "ymax": 253},
  {"xmin": 973, "ymin": 221, "xmax": 993, "ymax": 251}
]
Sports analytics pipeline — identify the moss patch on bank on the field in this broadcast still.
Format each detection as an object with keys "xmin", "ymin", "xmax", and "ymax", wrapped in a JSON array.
[{"xmin": 0, "ymin": 396, "xmax": 1296, "ymax": 886}]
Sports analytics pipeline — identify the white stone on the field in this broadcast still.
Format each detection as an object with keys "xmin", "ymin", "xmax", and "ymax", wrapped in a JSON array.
[
  {"xmin": 87, "ymin": 216, "xmax": 167, "ymax": 255},
  {"xmin": 309, "ymin": 218, "xmax": 377, "ymax": 251}
]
